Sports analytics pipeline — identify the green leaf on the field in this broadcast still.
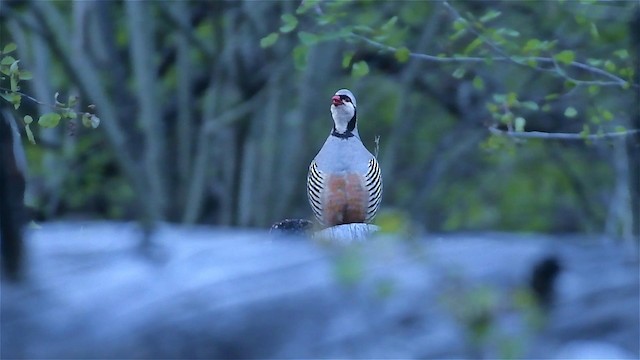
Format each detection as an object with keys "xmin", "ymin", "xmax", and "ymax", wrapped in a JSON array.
[
  {"xmin": 472, "ymin": 76, "xmax": 485, "ymax": 90},
  {"xmin": 601, "ymin": 109, "xmax": 613, "ymax": 121},
  {"xmin": 298, "ymin": 32, "xmax": 319, "ymax": 46},
  {"xmin": 463, "ymin": 37, "xmax": 483, "ymax": 55},
  {"xmin": 23, "ymin": 115, "xmax": 33, "ymax": 125},
  {"xmin": 2, "ymin": 43, "xmax": 17, "ymax": 54},
  {"xmin": 514, "ymin": 117, "xmax": 526, "ymax": 132},
  {"xmin": 0, "ymin": 92, "xmax": 13, "ymax": 103},
  {"xmin": 18, "ymin": 70, "xmax": 32, "ymax": 80},
  {"xmin": 604, "ymin": 60, "xmax": 616, "ymax": 72},
  {"xmin": 351, "ymin": 60, "xmax": 369, "ymax": 78},
  {"xmin": 453, "ymin": 18, "xmax": 467, "ymax": 31},
  {"xmin": 394, "ymin": 47, "xmax": 410, "ymax": 63},
  {"xmin": 497, "ymin": 28, "xmax": 520, "ymax": 37},
  {"xmin": 588, "ymin": 85, "xmax": 600, "ymax": 95},
  {"xmin": 90, "ymin": 114, "xmax": 100, "ymax": 128},
  {"xmin": 82, "ymin": 113, "xmax": 92, "ymax": 128},
  {"xmin": 279, "ymin": 14, "xmax": 298, "ymax": 33},
  {"xmin": 1, "ymin": 56, "xmax": 16, "ymax": 66},
  {"xmin": 614, "ymin": 49, "xmax": 629, "ymax": 60},
  {"xmin": 554, "ymin": 50, "xmax": 575, "ymax": 65},
  {"xmin": 493, "ymin": 94, "xmax": 507, "ymax": 103},
  {"xmin": 480, "ymin": 10, "xmax": 501, "ymax": 23},
  {"xmin": 25, "ymin": 124, "xmax": 35, "ymax": 144},
  {"xmin": 38, "ymin": 112, "xmax": 61, "ymax": 128},
  {"xmin": 381, "ymin": 16, "xmax": 398, "ymax": 32},
  {"xmin": 564, "ymin": 106, "xmax": 577, "ymax": 118},
  {"xmin": 521, "ymin": 101, "xmax": 539, "ymax": 111},
  {"xmin": 260, "ymin": 33, "xmax": 279, "ymax": 48},
  {"xmin": 341, "ymin": 51, "xmax": 354, "ymax": 68},
  {"xmin": 452, "ymin": 67, "xmax": 466, "ymax": 79},
  {"xmin": 81, "ymin": 113, "xmax": 100, "ymax": 128},
  {"xmin": 296, "ymin": 0, "xmax": 319, "ymax": 14},
  {"xmin": 579, "ymin": 124, "xmax": 590, "ymax": 139},
  {"xmin": 522, "ymin": 39, "xmax": 541, "ymax": 53}
]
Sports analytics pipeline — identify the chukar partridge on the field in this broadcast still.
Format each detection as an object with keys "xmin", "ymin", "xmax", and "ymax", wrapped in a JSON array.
[{"xmin": 307, "ymin": 89, "xmax": 383, "ymax": 227}]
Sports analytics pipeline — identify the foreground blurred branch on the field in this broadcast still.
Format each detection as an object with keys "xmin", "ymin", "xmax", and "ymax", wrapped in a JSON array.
[{"xmin": 488, "ymin": 125, "xmax": 640, "ymax": 140}]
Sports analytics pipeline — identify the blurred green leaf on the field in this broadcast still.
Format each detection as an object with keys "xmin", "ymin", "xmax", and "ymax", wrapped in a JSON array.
[
  {"xmin": 453, "ymin": 18, "xmax": 467, "ymax": 31},
  {"xmin": 38, "ymin": 112, "xmax": 61, "ymax": 128},
  {"xmin": 82, "ymin": 113, "xmax": 100, "ymax": 128},
  {"xmin": 2, "ymin": 43, "xmax": 17, "ymax": 54},
  {"xmin": 521, "ymin": 101, "xmax": 539, "ymax": 111},
  {"xmin": 260, "ymin": 33, "xmax": 279, "ymax": 48},
  {"xmin": 296, "ymin": 0, "xmax": 319, "ymax": 14},
  {"xmin": 464, "ymin": 37, "xmax": 483, "ymax": 55},
  {"xmin": 554, "ymin": 50, "xmax": 575, "ymax": 65},
  {"xmin": 473, "ymin": 76, "xmax": 485, "ymax": 90},
  {"xmin": 341, "ymin": 51, "xmax": 354, "ymax": 68},
  {"xmin": 515, "ymin": 117, "xmax": 526, "ymax": 132},
  {"xmin": 351, "ymin": 60, "xmax": 369, "ymax": 78},
  {"xmin": 604, "ymin": 60, "xmax": 616, "ymax": 72},
  {"xmin": 564, "ymin": 106, "xmax": 577, "ymax": 118},
  {"xmin": 580, "ymin": 124, "xmax": 590, "ymax": 139},
  {"xmin": 381, "ymin": 16, "xmax": 398, "ymax": 32},
  {"xmin": 298, "ymin": 31, "xmax": 319, "ymax": 46},
  {"xmin": 452, "ymin": 67, "xmax": 466, "ymax": 79},
  {"xmin": 480, "ymin": 10, "xmax": 501, "ymax": 23},
  {"xmin": 614, "ymin": 49, "xmax": 629, "ymax": 60},
  {"xmin": 1, "ymin": 56, "xmax": 16, "ymax": 66},
  {"xmin": 601, "ymin": 109, "xmax": 613, "ymax": 121},
  {"xmin": 394, "ymin": 47, "xmax": 411, "ymax": 63},
  {"xmin": 279, "ymin": 14, "xmax": 298, "ymax": 33}
]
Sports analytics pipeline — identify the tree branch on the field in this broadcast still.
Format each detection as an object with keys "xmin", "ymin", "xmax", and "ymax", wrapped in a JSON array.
[
  {"xmin": 488, "ymin": 125, "xmax": 640, "ymax": 140},
  {"xmin": 350, "ymin": 1, "xmax": 636, "ymax": 89},
  {"xmin": 126, "ymin": 1, "xmax": 167, "ymax": 220}
]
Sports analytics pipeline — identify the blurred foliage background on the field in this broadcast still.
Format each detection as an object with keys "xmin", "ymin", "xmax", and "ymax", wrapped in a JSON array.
[{"xmin": 1, "ymin": 0, "xmax": 638, "ymax": 240}]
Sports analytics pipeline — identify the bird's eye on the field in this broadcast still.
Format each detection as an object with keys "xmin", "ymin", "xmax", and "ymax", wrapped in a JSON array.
[{"xmin": 340, "ymin": 95, "xmax": 351, "ymax": 102}]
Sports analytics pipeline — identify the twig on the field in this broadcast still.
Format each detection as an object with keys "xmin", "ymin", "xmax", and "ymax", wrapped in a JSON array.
[
  {"xmin": 0, "ymin": 87, "xmax": 47, "ymax": 105},
  {"xmin": 488, "ymin": 125, "xmax": 640, "ymax": 140}
]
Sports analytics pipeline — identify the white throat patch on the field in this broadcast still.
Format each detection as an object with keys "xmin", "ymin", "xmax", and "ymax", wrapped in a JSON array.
[{"xmin": 331, "ymin": 102, "xmax": 356, "ymax": 133}]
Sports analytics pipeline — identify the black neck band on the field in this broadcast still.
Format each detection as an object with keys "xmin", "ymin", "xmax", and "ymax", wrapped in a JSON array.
[
  {"xmin": 331, "ymin": 109, "xmax": 357, "ymax": 139},
  {"xmin": 332, "ymin": 129, "xmax": 354, "ymax": 139}
]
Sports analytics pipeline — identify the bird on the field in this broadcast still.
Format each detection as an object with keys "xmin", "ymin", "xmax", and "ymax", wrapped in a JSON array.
[{"xmin": 307, "ymin": 89, "xmax": 382, "ymax": 227}]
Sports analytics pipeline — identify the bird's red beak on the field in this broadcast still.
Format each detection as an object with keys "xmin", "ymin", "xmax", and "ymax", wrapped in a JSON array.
[{"xmin": 331, "ymin": 95, "xmax": 343, "ymax": 106}]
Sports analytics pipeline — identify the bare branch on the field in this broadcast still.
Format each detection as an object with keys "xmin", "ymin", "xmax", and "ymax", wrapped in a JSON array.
[{"xmin": 488, "ymin": 125, "xmax": 640, "ymax": 140}]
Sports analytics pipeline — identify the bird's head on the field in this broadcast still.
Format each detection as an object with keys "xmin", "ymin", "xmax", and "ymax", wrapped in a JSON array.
[{"xmin": 330, "ymin": 89, "xmax": 357, "ymax": 135}]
